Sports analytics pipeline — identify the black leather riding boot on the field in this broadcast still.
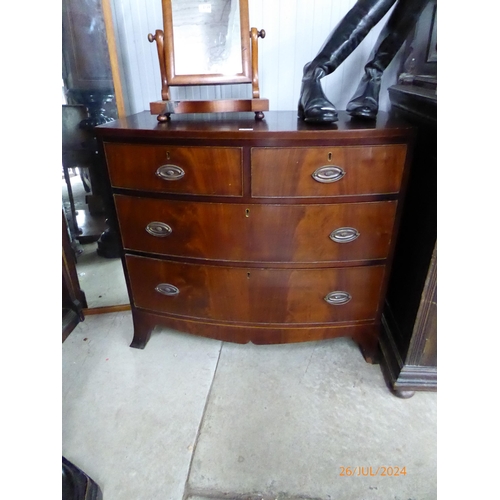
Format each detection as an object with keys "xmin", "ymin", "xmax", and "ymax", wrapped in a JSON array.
[
  {"xmin": 298, "ymin": 64, "xmax": 338, "ymax": 123},
  {"xmin": 298, "ymin": 0, "xmax": 397, "ymax": 123},
  {"xmin": 347, "ymin": 0, "xmax": 429, "ymax": 119}
]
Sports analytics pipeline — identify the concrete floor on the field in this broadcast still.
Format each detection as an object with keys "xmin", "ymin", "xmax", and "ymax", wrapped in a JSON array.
[{"xmin": 62, "ymin": 311, "xmax": 437, "ymax": 500}]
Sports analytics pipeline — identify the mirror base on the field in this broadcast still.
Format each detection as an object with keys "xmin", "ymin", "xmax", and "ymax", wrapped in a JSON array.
[{"xmin": 150, "ymin": 98, "xmax": 269, "ymax": 121}]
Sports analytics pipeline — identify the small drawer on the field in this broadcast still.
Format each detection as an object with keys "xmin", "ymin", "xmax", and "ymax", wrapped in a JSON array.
[
  {"xmin": 115, "ymin": 195, "xmax": 397, "ymax": 263},
  {"xmin": 104, "ymin": 144, "xmax": 243, "ymax": 196},
  {"xmin": 125, "ymin": 255, "xmax": 385, "ymax": 324},
  {"xmin": 251, "ymin": 145, "xmax": 407, "ymax": 198}
]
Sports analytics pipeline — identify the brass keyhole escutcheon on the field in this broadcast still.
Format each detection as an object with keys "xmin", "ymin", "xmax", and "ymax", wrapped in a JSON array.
[
  {"xmin": 166, "ymin": 151, "xmax": 170, "ymax": 160},
  {"xmin": 245, "ymin": 208, "xmax": 250, "ymax": 217},
  {"xmin": 328, "ymin": 152, "xmax": 332, "ymax": 162}
]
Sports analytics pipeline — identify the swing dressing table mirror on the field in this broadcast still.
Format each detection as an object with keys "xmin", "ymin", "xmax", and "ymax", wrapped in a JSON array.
[{"xmin": 148, "ymin": 0, "xmax": 269, "ymax": 121}]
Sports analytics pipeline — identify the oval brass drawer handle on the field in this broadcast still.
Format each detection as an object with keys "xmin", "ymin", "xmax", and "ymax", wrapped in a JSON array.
[
  {"xmin": 155, "ymin": 283, "xmax": 179, "ymax": 296},
  {"xmin": 156, "ymin": 164, "xmax": 185, "ymax": 181},
  {"xmin": 145, "ymin": 221, "xmax": 172, "ymax": 237},
  {"xmin": 324, "ymin": 291, "xmax": 351, "ymax": 305},
  {"xmin": 312, "ymin": 165, "xmax": 345, "ymax": 183},
  {"xmin": 329, "ymin": 227, "xmax": 360, "ymax": 243}
]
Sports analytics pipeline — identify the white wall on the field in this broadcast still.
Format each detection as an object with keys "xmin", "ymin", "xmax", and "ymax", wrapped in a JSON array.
[{"xmin": 110, "ymin": 0, "xmax": 402, "ymax": 116}]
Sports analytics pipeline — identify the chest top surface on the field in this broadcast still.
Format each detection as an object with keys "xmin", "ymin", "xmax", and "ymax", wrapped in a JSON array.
[{"xmin": 95, "ymin": 110, "xmax": 414, "ymax": 143}]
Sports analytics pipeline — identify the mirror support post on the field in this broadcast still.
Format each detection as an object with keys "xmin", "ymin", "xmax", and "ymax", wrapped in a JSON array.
[
  {"xmin": 148, "ymin": 30, "xmax": 170, "ymax": 101},
  {"xmin": 251, "ymin": 28, "xmax": 266, "ymax": 99}
]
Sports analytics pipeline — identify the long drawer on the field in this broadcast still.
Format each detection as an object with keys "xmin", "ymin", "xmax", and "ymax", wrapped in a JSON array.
[
  {"xmin": 115, "ymin": 195, "xmax": 397, "ymax": 263},
  {"xmin": 125, "ymin": 255, "xmax": 386, "ymax": 324},
  {"xmin": 104, "ymin": 144, "xmax": 243, "ymax": 196},
  {"xmin": 251, "ymin": 145, "xmax": 407, "ymax": 198}
]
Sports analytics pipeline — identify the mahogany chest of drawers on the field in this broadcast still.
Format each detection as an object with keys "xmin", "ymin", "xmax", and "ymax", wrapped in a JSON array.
[{"xmin": 96, "ymin": 111, "xmax": 414, "ymax": 363}]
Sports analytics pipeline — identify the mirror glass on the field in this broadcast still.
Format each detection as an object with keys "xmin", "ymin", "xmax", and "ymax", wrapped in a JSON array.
[
  {"xmin": 62, "ymin": 0, "xmax": 128, "ymax": 309},
  {"xmin": 171, "ymin": 0, "xmax": 243, "ymax": 76}
]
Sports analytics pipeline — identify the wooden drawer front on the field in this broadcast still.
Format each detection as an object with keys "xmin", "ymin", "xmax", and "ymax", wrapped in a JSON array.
[
  {"xmin": 126, "ymin": 255, "xmax": 385, "ymax": 324},
  {"xmin": 115, "ymin": 195, "xmax": 397, "ymax": 263},
  {"xmin": 104, "ymin": 144, "xmax": 243, "ymax": 196},
  {"xmin": 251, "ymin": 145, "xmax": 407, "ymax": 198}
]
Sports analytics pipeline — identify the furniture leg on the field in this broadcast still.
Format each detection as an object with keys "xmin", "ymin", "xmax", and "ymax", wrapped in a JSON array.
[
  {"xmin": 130, "ymin": 309, "xmax": 156, "ymax": 349},
  {"xmin": 353, "ymin": 331, "xmax": 380, "ymax": 364},
  {"xmin": 392, "ymin": 389, "xmax": 415, "ymax": 398}
]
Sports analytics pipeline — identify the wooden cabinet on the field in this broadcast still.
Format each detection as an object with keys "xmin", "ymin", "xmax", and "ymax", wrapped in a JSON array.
[
  {"xmin": 382, "ymin": 83, "xmax": 437, "ymax": 396},
  {"xmin": 95, "ymin": 111, "xmax": 414, "ymax": 363},
  {"xmin": 373, "ymin": 0, "xmax": 438, "ymax": 396}
]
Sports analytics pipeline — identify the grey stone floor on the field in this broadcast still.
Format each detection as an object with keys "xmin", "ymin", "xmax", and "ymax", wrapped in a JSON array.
[{"xmin": 62, "ymin": 311, "xmax": 437, "ymax": 500}]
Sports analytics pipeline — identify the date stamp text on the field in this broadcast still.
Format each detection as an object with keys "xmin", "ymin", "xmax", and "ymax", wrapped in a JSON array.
[{"xmin": 340, "ymin": 466, "xmax": 407, "ymax": 477}]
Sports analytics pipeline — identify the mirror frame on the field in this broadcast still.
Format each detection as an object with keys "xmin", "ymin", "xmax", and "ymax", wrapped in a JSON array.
[{"xmin": 162, "ymin": 0, "xmax": 252, "ymax": 86}]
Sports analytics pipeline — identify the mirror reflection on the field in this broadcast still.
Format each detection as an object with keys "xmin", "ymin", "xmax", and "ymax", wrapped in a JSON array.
[
  {"xmin": 62, "ymin": 0, "xmax": 128, "ymax": 310},
  {"xmin": 172, "ymin": 0, "xmax": 242, "ymax": 76}
]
